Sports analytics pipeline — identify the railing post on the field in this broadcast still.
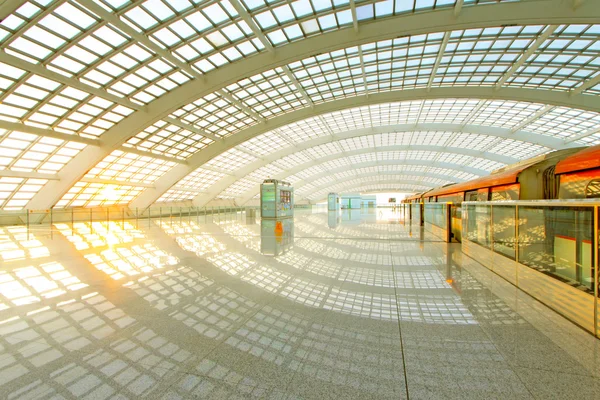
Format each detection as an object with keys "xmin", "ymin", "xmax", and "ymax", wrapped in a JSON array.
[
  {"xmin": 71, "ymin": 208, "xmax": 74, "ymax": 236},
  {"xmin": 106, "ymin": 208, "xmax": 109, "ymax": 232},
  {"xmin": 122, "ymin": 208, "xmax": 125, "ymax": 228},
  {"xmin": 90, "ymin": 207, "xmax": 93, "ymax": 232},
  {"xmin": 136, "ymin": 207, "xmax": 139, "ymax": 229},
  {"xmin": 170, "ymin": 206, "xmax": 173, "ymax": 224},
  {"xmin": 26, "ymin": 210, "xmax": 30, "ymax": 240},
  {"xmin": 159, "ymin": 207, "xmax": 162, "ymax": 225},
  {"xmin": 50, "ymin": 207, "xmax": 53, "ymax": 239}
]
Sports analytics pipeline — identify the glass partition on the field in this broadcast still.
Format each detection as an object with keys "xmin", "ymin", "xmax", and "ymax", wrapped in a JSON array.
[
  {"xmin": 424, "ymin": 203, "xmax": 447, "ymax": 229},
  {"xmin": 464, "ymin": 204, "xmax": 492, "ymax": 249},
  {"xmin": 518, "ymin": 206, "xmax": 594, "ymax": 294},
  {"xmin": 492, "ymin": 205, "xmax": 516, "ymax": 260},
  {"xmin": 411, "ymin": 203, "xmax": 421, "ymax": 225}
]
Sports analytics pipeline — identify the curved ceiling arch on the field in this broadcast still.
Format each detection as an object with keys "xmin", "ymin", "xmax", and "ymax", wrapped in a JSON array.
[
  {"xmin": 134, "ymin": 96, "xmax": 586, "ymax": 208},
  {"xmin": 223, "ymin": 168, "xmax": 465, "ymax": 203},
  {"xmin": 295, "ymin": 172, "xmax": 453, "ymax": 201},
  {"xmin": 186, "ymin": 143, "xmax": 515, "ymax": 207},
  {"xmin": 305, "ymin": 177, "xmax": 437, "ymax": 202},
  {"xmin": 296, "ymin": 170, "xmax": 454, "ymax": 197},
  {"xmin": 3, "ymin": 0, "xmax": 599, "ymax": 211},
  {"xmin": 231, "ymin": 159, "xmax": 482, "ymax": 205}
]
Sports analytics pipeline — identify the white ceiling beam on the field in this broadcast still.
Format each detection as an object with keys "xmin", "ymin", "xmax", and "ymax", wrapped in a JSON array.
[
  {"xmin": 0, "ymin": 170, "xmax": 59, "ymax": 180},
  {"xmin": 454, "ymin": 0, "xmax": 464, "ymax": 17},
  {"xmin": 495, "ymin": 25, "xmax": 558, "ymax": 90},
  {"xmin": 170, "ymin": 186, "xmax": 207, "ymax": 194},
  {"xmin": 350, "ymin": 0, "xmax": 359, "ymax": 32},
  {"xmin": 509, "ymin": 105, "xmax": 554, "ymax": 133},
  {"xmin": 427, "ymin": 32, "xmax": 450, "ymax": 92},
  {"xmin": 282, "ymin": 66, "xmax": 314, "ymax": 107},
  {"xmin": 78, "ymin": 177, "xmax": 155, "ymax": 188},
  {"xmin": 0, "ymin": 51, "xmax": 142, "ymax": 111},
  {"xmin": 571, "ymin": 73, "xmax": 600, "ymax": 96},
  {"xmin": 0, "ymin": 0, "xmax": 27, "ymax": 22},
  {"xmin": 460, "ymin": 100, "xmax": 486, "ymax": 128},
  {"xmin": 77, "ymin": 0, "xmax": 267, "ymax": 124},
  {"xmin": 27, "ymin": 0, "xmax": 600, "ymax": 211},
  {"xmin": 116, "ymin": 146, "xmax": 187, "ymax": 164},
  {"xmin": 564, "ymin": 125, "xmax": 600, "ymax": 144},
  {"xmin": 358, "ymin": 47, "xmax": 370, "ymax": 96},
  {"xmin": 163, "ymin": 117, "xmax": 220, "ymax": 142},
  {"xmin": 229, "ymin": 0, "xmax": 273, "ymax": 52},
  {"xmin": 0, "ymin": 120, "xmax": 100, "ymax": 146}
]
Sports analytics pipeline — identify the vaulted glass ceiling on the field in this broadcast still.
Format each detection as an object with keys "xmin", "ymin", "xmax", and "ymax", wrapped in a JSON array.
[{"xmin": 0, "ymin": 0, "xmax": 599, "ymax": 209}]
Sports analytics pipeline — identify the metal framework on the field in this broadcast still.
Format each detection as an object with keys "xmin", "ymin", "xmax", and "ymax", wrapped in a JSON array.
[{"xmin": 1, "ymin": 0, "xmax": 600, "ymax": 210}]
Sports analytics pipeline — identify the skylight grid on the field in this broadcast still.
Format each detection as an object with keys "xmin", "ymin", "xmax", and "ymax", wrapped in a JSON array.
[
  {"xmin": 179, "ymin": 167, "xmax": 226, "ymax": 189},
  {"xmin": 204, "ymin": 148, "xmax": 257, "ymax": 171},
  {"xmin": 0, "ymin": 130, "xmax": 87, "ymax": 174},
  {"xmin": 419, "ymin": 99, "xmax": 479, "ymax": 123},
  {"xmin": 242, "ymin": 0, "xmax": 355, "ymax": 47},
  {"xmin": 488, "ymin": 139, "xmax": 548, "ymax": 159},
  {"xmin": 433, "ymin": 26, "xmax": 543, "ymax": 88},
  {"xmin": 509, "ymin": 24, "xmax": 600, "ymax": 91},
  {"xmin": 469, "ymin": 100, "xmax": 547, "ymax": 129},
  {"xmin": 55, "ymin": 182, "xmax": 144, "ymax": 208},
  {"xmin": 245, "ymin": 164, "xmax": 284, "ymax": 181},
  {"xmin": 0, "ymin": 177, "xmax": 48, "ymax": 210},
  {"xmin": 117, "ymin": 0, "xmax": 267, "ymax": 74},
  {"xmin": 0, "ymin": 69, "xmax": 136, "ymax": 137},
  {"xmin": 288, "ymin": 33, "xmax": 446, "ymax": 103},
  {"xmin": 84, "ymin": 150, "xmax": 176, "ymax": 184},
  {"xmin": 306, "ymin": 182, "xmax": 430, "ymax": 199},
  {"xmin": 171, "ymin": 91, "xmax": 257, "ymax": 137},
  {"xmin": 445, "ymin": 133, "xmax": 499, "ymax": 151},
  {"xmin": 125, "ymin": 119, "xmax": 213, "ymax": 159},
  {"xmin": 1, "ymin": 1, "xmax": 101, "ymax": 65},
  {"xmin": 156, "ymin": 188, "xmax": 197, "ymax": 203},
  {"xmin": 225, "ymin": 68, "xmax": 307, "ymax": 119},
  {"xmin": 522, "ymin": 107, "xmax": 600, "ymax": 139},
  {"xmin": 346, "ymin": 153, "xmax": 378, "ymax": 164},
  {"xmin": 239, "ymin": 130, "xmax": 289, "ymax": 155},
  {"xmin": 219, "ymin": 178, "xmax": 256, "ymax": 197},
  {"xmin": 303, "ymin": 142, "xmax": 344, "ymax": 159},
  {"xmin": 272, "ymin": 152, "xmax": 313, "ymax": 169}
]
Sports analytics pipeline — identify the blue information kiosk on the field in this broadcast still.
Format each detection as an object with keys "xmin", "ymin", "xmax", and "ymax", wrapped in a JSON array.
[{"xmin": 260, "ymin": 179, "xmax": 294, "ymax": 219}]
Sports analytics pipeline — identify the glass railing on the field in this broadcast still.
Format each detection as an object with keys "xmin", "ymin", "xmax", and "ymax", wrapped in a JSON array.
[
  {"xmin": 424, "ymin": 202, "xmax": 451, "ymax": 242},
  {"xmin": 464, "ymin": 201, "xmax": 597, "ymax": 295},
  {"xmin": 410, "ymin": 203, "xmax": 421, "ymax": 225},
  {"xmin": 0, "ymin": 205, "xmax": 264, "ymax": 236}
]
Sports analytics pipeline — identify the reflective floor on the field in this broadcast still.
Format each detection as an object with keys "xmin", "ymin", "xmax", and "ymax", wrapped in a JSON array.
[{"xmin": 1, "ymin": 208, "xmax": 600, "ymax": 399}]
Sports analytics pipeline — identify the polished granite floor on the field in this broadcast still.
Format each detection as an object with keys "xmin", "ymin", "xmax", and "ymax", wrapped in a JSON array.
[{"xmin": 1, "ymin": 208, "xmax": 599, "ymax": 399}]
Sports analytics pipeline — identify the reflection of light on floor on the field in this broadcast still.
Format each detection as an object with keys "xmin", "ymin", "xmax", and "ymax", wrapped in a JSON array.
[
  {"xmin": 208, "ymin": 253, "xmax": 255, "ymax": 276},
  {"xmin": 84, "ymin": 244, "xmax": 178, "ymax": 280},
  {"xmin": 0, "ymin": 227, "xmax": 50, "ymax": 261},
  {"xmin": 0, "ymin": 263, "xmax": 88, "ymax": 307},
  {"xmin": 177, "ymin": 235, "xmax": 225, "ymax": 257},
  {"xmin": 55, "ymin": 222, "xmax": 143, "ymax": 250},
  {"xmin": 161, "ymin": 221, "xmax": 476, "ymax": 324},
  {"xmin": 124, "ymin": 266, "xmax": 214, "ymax": 311},
  {"xmin": 54, "ymin": 222, "xmax": 178, "ymax": 281}
]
